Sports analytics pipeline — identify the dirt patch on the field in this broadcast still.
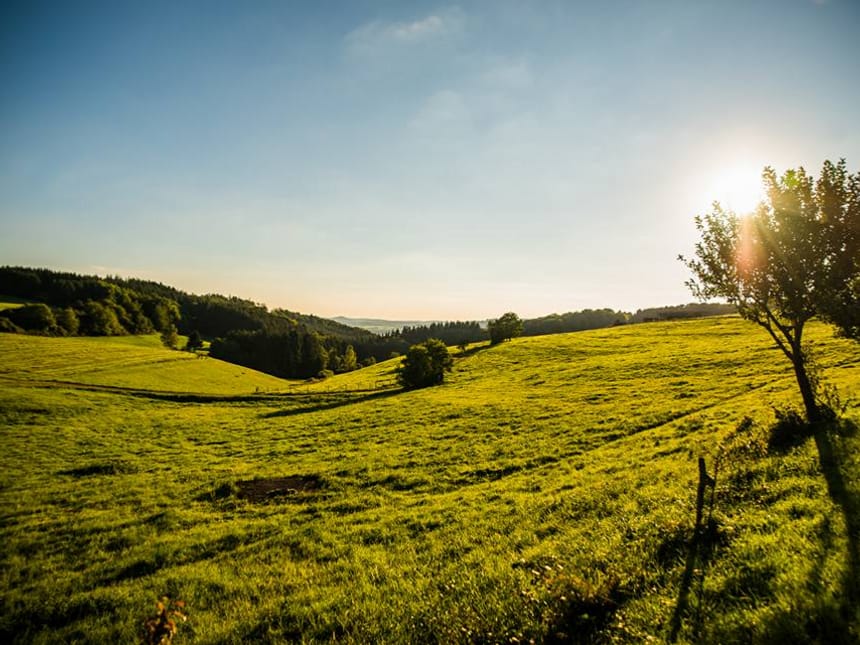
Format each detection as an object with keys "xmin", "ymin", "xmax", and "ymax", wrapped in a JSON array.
[{"xmin": 235, "ymin": 475, "xmax": 324, "ymax": 503}]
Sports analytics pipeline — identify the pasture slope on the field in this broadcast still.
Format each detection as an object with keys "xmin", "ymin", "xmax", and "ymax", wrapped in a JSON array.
[{"xmin": 1, "ymin": 316, "xmax": 858, "ymax": 644}]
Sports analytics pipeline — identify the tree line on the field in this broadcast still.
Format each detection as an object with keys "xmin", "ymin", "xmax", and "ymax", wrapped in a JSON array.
[
  {"xmin": 0, "ymin": 265, "xmax": 747, "ymax": 383},
  {"xmin": 0, "ymin": 267, "xmax": 180, "ymax": 337}
]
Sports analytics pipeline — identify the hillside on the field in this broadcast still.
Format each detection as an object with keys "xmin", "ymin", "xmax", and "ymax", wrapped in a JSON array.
[
  {"xmin": 0, "ymin": 333, "xmax": 294, "ymax": 396},
  {"xmin": 1, "ymin": 316, "xmax": 858, "ymax": 643}
]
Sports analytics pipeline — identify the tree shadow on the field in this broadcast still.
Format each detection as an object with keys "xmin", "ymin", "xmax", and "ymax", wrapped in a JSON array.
[
  {"xmin": 668, "ymin": 458, "xmax": 719, "ymax": 643},
  {"xmin": 456, "ymin": 342, "xmax": 493, "ymax": 359},
  {"xmin": 812, "ymin": 419, "xmax": 860, "ymax": 633},
  {"xmin": 261, "ymin": 389, "xmax": 400, "ymax": 418}
]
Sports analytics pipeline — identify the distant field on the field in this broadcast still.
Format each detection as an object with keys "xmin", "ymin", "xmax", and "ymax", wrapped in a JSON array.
[
  {"xmin": 1, "ymin": 317, "xmax": 858, "ymax": 643},
  {"xmin": 0, "ymin": 296, "xmax": 31, "ymax": 311}
]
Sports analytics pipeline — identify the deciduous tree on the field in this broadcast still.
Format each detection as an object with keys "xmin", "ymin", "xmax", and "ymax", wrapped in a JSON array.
[
  {"xmin": 397, "ymin": 338, "xmax": 453, "ymax": 389},
  {"xmin": 680, "ymin": 159, "xmax": 859, "ymax": 423},
  {"xmin": 488, "ymin": 312, "xmax": 523, "ymax": 345}
]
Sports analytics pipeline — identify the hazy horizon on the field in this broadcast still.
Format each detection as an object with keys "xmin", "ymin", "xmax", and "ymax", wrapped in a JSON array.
[{"xmin": 3, "ymin": 1, "xmax": 859, "ymax": 320}]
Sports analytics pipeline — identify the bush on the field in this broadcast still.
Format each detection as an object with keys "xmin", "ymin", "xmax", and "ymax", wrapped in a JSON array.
[
  {"xmin": 3, "ymin": 303, "xmax": 55, "ymax": 332},
  {"xmin": 488, "ymin": 312, "xmax": 523, "ymax": 345},
  {"xmin": 397, "ymin": 338, "xmax": 452, "ymax": 389},
  {"xmin": 0, "ymin": 316, "xmax": 22, "ymax": 333},
  {"xmin": 768, "ymin": 406, "xmax": 811, "ymax": 453},
  {"xmin": 184, "ymin": 329, "xmax": 203, "ymax": 351}
]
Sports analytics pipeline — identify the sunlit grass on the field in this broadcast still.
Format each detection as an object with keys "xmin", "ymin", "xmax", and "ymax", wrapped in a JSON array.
[{"xmin": 0, "ymin": 317, "xmax": 858, "ymax": 643}]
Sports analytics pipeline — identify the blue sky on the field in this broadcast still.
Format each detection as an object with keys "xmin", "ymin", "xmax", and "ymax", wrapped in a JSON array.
[{"xmin": 2, "ymin": 0, "xmax": 858, "ymax": 319}]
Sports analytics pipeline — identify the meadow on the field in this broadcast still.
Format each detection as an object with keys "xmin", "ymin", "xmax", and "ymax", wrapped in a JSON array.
[{"xmin": 1, "ymin": 316, "xmax": 858, "ymax": 643}]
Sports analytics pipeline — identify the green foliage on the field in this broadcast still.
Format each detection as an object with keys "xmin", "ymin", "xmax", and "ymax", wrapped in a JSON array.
[
  {"xmin": 55, "ymin": 306, "xmax": 80, "ymax": 335},
  {"xmin": 681, "ymin": 159, "xmax": 859, "ymax": 422},
  {"xmin": 383, "ymin": 320, "xmax": 486, "ymax": 348},
  {"xmin": 397, "ymin": 338, "xmax": 453, "ymax": 389},
  {"xmin": 0, "ymin": 303, "xmax": 56, "ymax": 332},
  {"xmin": 341, "ymin": 345, "xmax": 358, "ymax": 372},
  {"xmin": 488, "ymin": 312, "xmax": 523, "ymax": 345},
  {"xmin": 160, "ymin": 325, "xmax": 180, "ymax": 349},
  {"xmin": 524, "ymin": 307, "xmax": 628, "ymax": 335},
  {"xmin": 184, "ymin": 330, "xmax": 203, "ymax": 351},
  {"xmin": 80, "ymin": 300, "xmax": 124, "ymax": 336}
]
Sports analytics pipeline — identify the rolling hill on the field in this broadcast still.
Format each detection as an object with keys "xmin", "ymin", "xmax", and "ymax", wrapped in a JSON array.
[{"xmin": 0, "ymin": 316, "xmax": 858, "ymax": 643}]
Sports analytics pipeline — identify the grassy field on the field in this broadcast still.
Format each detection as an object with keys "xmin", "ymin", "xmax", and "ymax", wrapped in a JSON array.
[
  {"xmin": 0, "ymin": 296, "xmax": 31, "ymax": 311},
  {"xmin": 1, "ymin": 317, "xmax": 858, "ymax": 643}
]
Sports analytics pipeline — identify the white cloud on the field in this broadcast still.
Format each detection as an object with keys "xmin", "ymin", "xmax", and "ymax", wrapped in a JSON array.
[
  {"xmin": 344, "ymin": 7, "xmax": 464, "ymax": 54},
  {"xmin": 481, "ymin": 59, "xmax": 532, "ymax": 91},
  {"xmin": 408, "ymin": 89, "xmax": 470, "ymax": 132}
]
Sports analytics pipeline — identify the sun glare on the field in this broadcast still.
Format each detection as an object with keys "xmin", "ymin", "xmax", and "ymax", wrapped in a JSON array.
[{"xmin": 706, "ymin": 164, "xmax": 766, "ymax": 214}]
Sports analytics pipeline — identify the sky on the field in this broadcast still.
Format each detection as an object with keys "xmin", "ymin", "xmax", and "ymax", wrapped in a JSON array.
[{"xmin": 2, "ymin": 0, "xmax": 859, "ymax": 320}]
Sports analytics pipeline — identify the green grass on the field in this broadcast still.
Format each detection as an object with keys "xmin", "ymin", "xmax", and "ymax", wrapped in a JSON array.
[
  {"xmin": 0, "ymin": 296, "xmax": 32, "ymax": 311},
  {"xmin": 1, "ymin": 317, "xmax": 858, "ymax": 643},
  {"xmin": 0, "ymin": 333, "xmax": 293, "ymax": 395}
]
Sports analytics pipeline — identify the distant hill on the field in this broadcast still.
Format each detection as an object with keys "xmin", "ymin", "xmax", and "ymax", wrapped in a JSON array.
[
  {"xmin": 0, "ymin": 266, "xmax": 382, "ymax": 379},
  {"xmin": 332, "ymin": 316, "xmax": 446, "ymax": 334}
]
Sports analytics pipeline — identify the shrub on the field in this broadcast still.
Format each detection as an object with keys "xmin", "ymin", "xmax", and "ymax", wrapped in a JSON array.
[
  {"xmin": 184, "ymin": 329, "xmax": 203, "ymax": 351},
  {"xmin": 397, "ymin": 338, "xmax": 452, "ymax": 389},
  {"xmin": 3, "ymin": 303, "xmax": 56, "ymax": 332}
]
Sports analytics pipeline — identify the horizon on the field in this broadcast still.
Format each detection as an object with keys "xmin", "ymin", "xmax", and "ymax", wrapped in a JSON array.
[{"xmin": 2, "ymin": 1, "xmax": 859, "ymax": 320}]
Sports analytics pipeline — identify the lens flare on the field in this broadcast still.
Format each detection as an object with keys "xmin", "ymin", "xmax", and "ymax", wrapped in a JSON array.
[
  {"xmin": 735, "ymin": 215, "xmax": 762, "ymax": 279},
  {"xmin": 708, "ymin": 165, "xmax": 765, "ymax": 214}
]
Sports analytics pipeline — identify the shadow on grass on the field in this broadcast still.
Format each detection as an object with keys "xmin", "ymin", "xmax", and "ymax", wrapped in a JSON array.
[
  {"xmin": 667, "ymin": 458, "xmax": 719, "ymax": 643},
  {"xmin": 812, "ymin": 419, "xmax": 860, "ymax": 635},
  {"xmin": 456, "ymin": 342, "xmax": 492, "ymax": 359},
  {"xmin": 261, "ymin": 389, "xmax": 400, "ymax": 418}
]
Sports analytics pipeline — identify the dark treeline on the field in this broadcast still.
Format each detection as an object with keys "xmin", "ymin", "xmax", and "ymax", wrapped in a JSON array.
[
  {"xmin": 382, "ymin": 321, "xmax": 486, "ymax": 347},
  {"xmin": 521, "ymin": 303, "xmax": 736, "ymax": 336},
  {"xmin": 630, "ymin": 302, "xmax": 736, "ymax": 322},
  {"xmin": 0, "ymin": 266, "xmax": 180, "ymax": 336},
  {"xmin": 209, "ymin": 329, "xmax": 364, "ymax": 379},
  {"xmin": 522, "ymin": 308, "xmax": 627, "ymax": 336}
]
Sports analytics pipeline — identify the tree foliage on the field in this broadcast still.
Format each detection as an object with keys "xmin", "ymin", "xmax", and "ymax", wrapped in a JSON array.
[
  {"xmin": 680, "ymin": 159, "xmax": 859, "ymax": 422},
  {"xmin": 397, "ymin": 338, "xmax": 453, "ymax": 390},
  {"xmin": 184, "ymin": 330, "xmax": 203, "ymax": 351},
  {"xmin": 488, "ymin": 312, "xmax": 523, "ymax": 345},
  {"xmin": 2, "ymin": 304, "xmax": 56, "ymax": 333}
]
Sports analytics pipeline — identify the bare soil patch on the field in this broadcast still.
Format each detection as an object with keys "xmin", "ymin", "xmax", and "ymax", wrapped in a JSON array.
[{"xmin": 235, "ymin": 475, "xmax": 324, "ymax": 502}]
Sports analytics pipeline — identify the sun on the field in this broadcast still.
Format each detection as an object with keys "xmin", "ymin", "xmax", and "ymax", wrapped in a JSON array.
[{"xmin": 706, "ymin": 163, "xmax": 766, "ymax": 214}]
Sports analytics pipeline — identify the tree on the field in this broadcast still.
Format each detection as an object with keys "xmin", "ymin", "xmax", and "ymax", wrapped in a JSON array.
[
  {"xmin": 397, "ymin": 338, "xmax": 453, "ymax": 389},
  {"xmin": 160, "ymin": 324, "xmax": 179, "ymax": 349},
  {"xmin": 185, "ymin": 329, "xmax": 203, "ymax": 351},
  {"xmin": 488, "ymin": 312, "xmax": 523, "ymax": 345},
  {"xmin": 680, "ymin": 159, "xmax": 859, "ymax": 423},
  {"xmin": 300, "ymin": 332, "xmax": 328, "ymax": 378},
  {"xmin": 341, "ymin": 345, "xmax": 358, "ymax": 372},
  {"xmin": 81, "ymin": 300, "xmax": 124, "ymax": 336},
  {"xmin": 55, "ymin": 307, "xmax": 80, "ymax": 335}
]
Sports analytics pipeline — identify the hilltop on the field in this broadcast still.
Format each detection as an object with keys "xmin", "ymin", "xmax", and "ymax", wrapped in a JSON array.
[{"xmin": 1, "ymin": 315, "xmax": 858, "ymax": 643}]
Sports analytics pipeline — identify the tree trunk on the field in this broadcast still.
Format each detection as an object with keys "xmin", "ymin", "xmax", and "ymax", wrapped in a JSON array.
[{"xmin": 791, "ymin": 355, "xmax": 820, "ymax": 424}]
